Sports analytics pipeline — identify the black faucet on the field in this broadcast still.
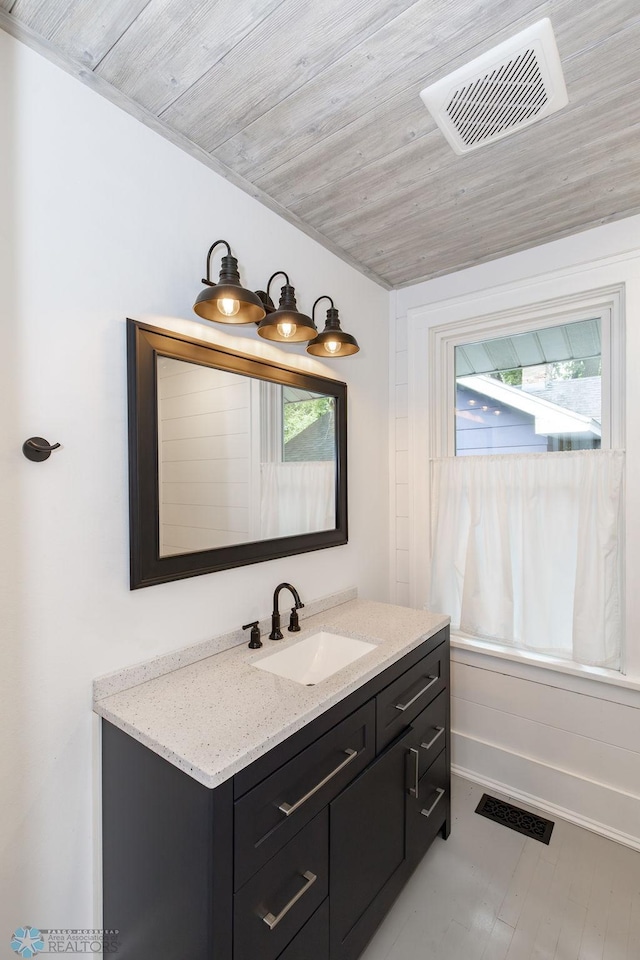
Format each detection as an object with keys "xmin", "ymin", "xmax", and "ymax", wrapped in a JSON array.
[{"xmin": 269, "ymin": 583, "xmax": 304, "ymax": 640}]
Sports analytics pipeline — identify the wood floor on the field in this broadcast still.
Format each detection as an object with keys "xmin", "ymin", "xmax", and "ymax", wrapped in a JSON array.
[{"xmin": 361, "ymin": 776, "xmax": 640, "ymax": 960}]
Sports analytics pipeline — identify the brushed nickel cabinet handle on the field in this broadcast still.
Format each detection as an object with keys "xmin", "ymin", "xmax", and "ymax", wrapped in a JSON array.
[
  {"xmin": 420, "ymin": 787, "xmax": 445, "ymax": 818},
  {"xmin": 394, "ymin": 675, "xmax": 438, "ymax": 712},
  {"xmin": 421, "ymin": 726, "xmax": 445, "ymax": 751},
  {"xmin": 262, "ymin": 871, "xmax": 317, "ymax": 929},
  {"xmin": 278, "ymin": 748, "xmax": 358, "ymax": 816},
  {"xmin": 408, "ymin": 747, "xmax": 420, "ymax": 798}
]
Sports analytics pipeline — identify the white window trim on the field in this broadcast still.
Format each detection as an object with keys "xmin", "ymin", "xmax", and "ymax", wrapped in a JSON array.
[
  {"xmin": 431, "ymin": 284, "xmax": 625, "ymax": 457},
  {"xmin": 451, "ymin": 639, "xmax": 640, "ymax": 710},
  {"xmin": 406, "ymin": 282, "xmax": 626, "ymax": 685},
  {"xmin": 259, "ymin": 381, "xmax": 284, "ymax": 463}
]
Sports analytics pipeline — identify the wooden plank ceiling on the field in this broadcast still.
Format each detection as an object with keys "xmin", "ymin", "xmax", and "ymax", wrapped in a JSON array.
[{"xmin": 2, "ymin": 0, "xmax": 639, "ymax": 288}]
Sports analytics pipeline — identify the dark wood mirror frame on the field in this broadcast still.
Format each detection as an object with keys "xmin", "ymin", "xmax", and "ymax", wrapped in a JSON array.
[{"xmin": 127, "ymin": 319, "xmax": 348, "ymax": 588}]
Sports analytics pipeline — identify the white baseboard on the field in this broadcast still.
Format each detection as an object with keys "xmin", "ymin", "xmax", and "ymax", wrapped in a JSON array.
[{"xmin": 452, "ymin": 732, "xmax": 640, "ymax": 853}]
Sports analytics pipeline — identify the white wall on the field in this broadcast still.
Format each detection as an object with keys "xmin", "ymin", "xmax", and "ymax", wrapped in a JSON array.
[
  {"xmin": 0, "ymin": 31, "xmax": 389, "ymax": 932},
  {"xmin": 391, "ymin": 215, "xmax": 640, "ymax": 847}
]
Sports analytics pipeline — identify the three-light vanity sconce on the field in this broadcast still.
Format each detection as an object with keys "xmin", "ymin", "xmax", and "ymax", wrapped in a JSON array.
[{"xmin": 193, "ymin": 240, "xmax": 360, "ymax": 357}]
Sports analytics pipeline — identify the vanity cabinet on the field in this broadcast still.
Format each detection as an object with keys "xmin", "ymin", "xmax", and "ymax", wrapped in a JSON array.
[{"xmin": 102, "ymin": 627, "xmax": 449, "ymax": 960}]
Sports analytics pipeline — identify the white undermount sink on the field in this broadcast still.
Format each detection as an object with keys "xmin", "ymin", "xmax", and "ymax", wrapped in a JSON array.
[{"xmin": 253, "ymin": 631, "xmax": 376, "ymax": 686}]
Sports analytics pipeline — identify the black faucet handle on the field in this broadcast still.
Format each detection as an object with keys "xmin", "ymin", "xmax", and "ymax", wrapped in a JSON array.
[
  {"xmin": 288, "ymin": 607, "xmax": 302, "ymax": 632},
  {"xmin": 243, "ymin": 621, "xmax": 262, "ymax": 649}
]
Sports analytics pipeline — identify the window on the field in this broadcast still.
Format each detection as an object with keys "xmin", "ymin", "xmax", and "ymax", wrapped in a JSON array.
[
  {"xmin": 258, "ymin": 384, "xmax": 337, "ymax": 540},
  {"xmin": 282, "ymin": 389, "xmax": 336, "ymax": 463},
  {"xmin": 424, "ymin": 287, "xmax": 625, "ymax": 671},
  {"xmin": 260, "ymin": 384, "xmax": 336, "ymax": 464},
  {"xmin": 455, "ymin": 318, "xmax": 602, "ymax": 456}
]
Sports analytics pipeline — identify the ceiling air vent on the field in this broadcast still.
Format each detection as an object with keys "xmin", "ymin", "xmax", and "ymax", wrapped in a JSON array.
[{"xmin": 420, "ymin": 19, "xmax": 568, "ymax": 155}]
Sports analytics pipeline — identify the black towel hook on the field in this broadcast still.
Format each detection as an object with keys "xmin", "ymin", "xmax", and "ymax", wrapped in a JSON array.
[{"xmin": 22, "ymin": 437, "xmax": 61, "ymax": 462}]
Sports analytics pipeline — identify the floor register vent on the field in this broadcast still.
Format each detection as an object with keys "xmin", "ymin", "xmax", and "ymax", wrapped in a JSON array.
[
  {"xmin": 420, "ymin": 19, "xmax": 568, "ymax": 154},
  {"xmin": 475, "ymin": 794, "xmax": 555, "ymax": 844}
]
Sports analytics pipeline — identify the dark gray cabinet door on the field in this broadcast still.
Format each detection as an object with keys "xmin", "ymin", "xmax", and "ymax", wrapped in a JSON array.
[{"xmin": 329, "ymin": 729, "xmax": 413, "ymax": 960}]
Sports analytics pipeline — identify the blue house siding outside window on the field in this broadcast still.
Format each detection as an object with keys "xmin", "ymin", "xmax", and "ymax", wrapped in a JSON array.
[
  {"xmin": 456, "ymin": 384, "xmax": 548, "ymax": 455},
  {"xmin": 455, "ymin": 381, "xmax": 601, "ymax": 456}
]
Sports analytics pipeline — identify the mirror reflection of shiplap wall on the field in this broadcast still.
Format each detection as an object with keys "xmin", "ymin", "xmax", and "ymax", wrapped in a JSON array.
[
  {"xmin": 157, "ymin": 357, "xmax": 258, "ymax": 556},
  {"xmin": 156, "ymin": 357, "xmax": 336, "ymax": 557}
]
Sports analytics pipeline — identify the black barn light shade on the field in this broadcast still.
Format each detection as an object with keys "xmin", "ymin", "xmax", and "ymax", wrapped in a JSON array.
[
  {"xmin": 193, "ymin": 240, "xmax": 266, "ymax": 324},
  {"xmin": 256, "ymin": 271, "xmax": 317, "ymax": 343},
  {"xmin": 307, "ymin": 296, "xmax": 360, "ymax": 357}
]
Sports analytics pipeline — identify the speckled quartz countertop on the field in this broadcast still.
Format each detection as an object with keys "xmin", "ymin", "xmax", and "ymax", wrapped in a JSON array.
[{"xmin": 93, "ymin": 598, "xmax": 449, "ymax": 789}]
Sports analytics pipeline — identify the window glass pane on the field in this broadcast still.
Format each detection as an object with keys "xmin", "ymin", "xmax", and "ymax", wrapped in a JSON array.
[
  {"xmin": 455, "ymin": 318, "xmax": 601, "ymax": 456},
  {"xmin": 282, "ymin": 388, "xmax": 336, "ymax": 462}
]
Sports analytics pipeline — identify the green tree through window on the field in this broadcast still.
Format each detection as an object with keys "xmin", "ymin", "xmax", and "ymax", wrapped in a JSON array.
[{"xmin": 283, "ymin": 397, "xmax": 334, "ymax": 444}]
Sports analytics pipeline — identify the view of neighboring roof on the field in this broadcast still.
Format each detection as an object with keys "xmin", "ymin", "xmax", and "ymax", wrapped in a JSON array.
[
  {"xmin": 521, "ymin": 376, "xmax": 601, "ymax": 420},
  {"xmin": 284, "ymin": 410, "xmax": 336, "ymax": 461}
]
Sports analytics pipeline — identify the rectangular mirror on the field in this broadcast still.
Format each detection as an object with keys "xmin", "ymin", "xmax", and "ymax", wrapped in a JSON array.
[{"xmin": 128, "ymin": 320, "xmax": 347, "ymax": 588}]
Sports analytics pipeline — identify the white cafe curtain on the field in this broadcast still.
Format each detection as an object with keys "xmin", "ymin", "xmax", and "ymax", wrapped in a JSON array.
[
  {"xmin": 260, "ymin": 462, "xmax": 335, "ymax": 539},
  {"xmin": 429, "ymin": 450, "xmax": 624, "ymax": 668}
]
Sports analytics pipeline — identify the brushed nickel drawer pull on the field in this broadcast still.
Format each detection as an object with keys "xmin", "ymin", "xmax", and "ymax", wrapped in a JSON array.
[
  {"xmin": 420, "ymin": 787, "xmax": 445, "ymax": 819},
  {"xmin": 409, "ymin": 747, "xmax": 420, "ymax": 798},
  {"xmin": 278, "ymin": 748, "xmax": 358, "ymax": 816},
  {"xmin": 262, "ymin": 870, "xmax": 317, "ymax": 929},
  {"xmin": 421, "ymin": 726, "xmax": 445, "ymax": 751},
  {"xmin": 394, "ymin": 675, "xmax": 438, "ymax": 712}
]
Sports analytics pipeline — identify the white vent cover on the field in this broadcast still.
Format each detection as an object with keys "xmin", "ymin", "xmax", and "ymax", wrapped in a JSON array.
[{"xmin": 420, "ymin": 19, "xmax": 568, "ymax": 155}]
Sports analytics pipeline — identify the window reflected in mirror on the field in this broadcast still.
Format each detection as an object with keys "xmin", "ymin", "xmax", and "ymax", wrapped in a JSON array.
[{"xmin": 156, "ymin": 358, "xmax": 337, "ymax": 557}]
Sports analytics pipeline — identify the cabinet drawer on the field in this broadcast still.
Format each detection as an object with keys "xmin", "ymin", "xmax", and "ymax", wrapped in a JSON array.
[
  {"xmin": 376, "ymin": 642, "xmax": 447, "ymax": 751},
  {"xmin": 405, "ymin": 690, "xmax": 447, "ymax": 788},
  {"xmin": 234, "ymin": 701, "xmax": 375, "ymax": 889},
  {"xmin": 234, "ymin": 809, "xmax": 328, "ymax": 960},
  {"xmin": 406, "ymin": 749, "xmax": 449, "ymax": 867},
  {"xmin": 277, "ymin": 899, "xmax": 328, "ymax": 960}
]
